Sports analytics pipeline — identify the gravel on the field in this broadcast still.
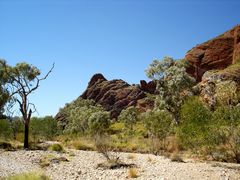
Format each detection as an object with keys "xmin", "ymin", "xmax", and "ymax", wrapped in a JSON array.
[{"xmin": 0, "ymin": 149, "xmax": 240, "ymax": 180}]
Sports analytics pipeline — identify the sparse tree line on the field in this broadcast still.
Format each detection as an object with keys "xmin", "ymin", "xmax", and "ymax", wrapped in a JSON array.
[
  {"xmin": 0, "ymin": 59, "xmax": 54, "ymax": 148},
  {"xmin": 1, "ymin": 57, "xmax": 240, "ymax": 163}
]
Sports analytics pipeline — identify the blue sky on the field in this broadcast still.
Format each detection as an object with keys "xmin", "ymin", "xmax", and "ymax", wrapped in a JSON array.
[{"xmin": 0, "ymin": 0, "xmax": 240, "ymax": 116}]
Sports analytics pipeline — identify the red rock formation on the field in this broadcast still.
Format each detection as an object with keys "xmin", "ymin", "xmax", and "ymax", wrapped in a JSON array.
[
  {"xmin": 186, "ymin": 25, "xmax": 240, "ymax": 81},
  {"xmin": 140, "ymin": 80, "xmax": 156, "ymax": 94},
  {"xmin": 81, "ymin": 74, "xmax": 155, "ymax": 118}
]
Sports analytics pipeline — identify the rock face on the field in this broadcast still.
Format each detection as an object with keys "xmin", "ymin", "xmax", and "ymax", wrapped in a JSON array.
[
  {"xmin": 81, "ymin": 73, "xmax": 156, "ymax": 118},
  {"xmin": 186, "ymin": 25, "xmax": 240, "ymax": 82}
]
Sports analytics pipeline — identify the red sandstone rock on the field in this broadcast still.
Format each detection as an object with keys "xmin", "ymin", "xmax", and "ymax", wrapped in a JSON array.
[
  {"xmin": 80, "ymin": 74, "xmax": 155, "ymax": 118},
  {"xmin": 186, "ymin": 25, "xmax": 240, "ymax": 81}
]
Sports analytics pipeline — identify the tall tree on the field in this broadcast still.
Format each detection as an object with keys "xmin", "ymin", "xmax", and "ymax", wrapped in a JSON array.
[
  {"xmin": 0, "ymin": 60, "xmax": 54, "ymax": 148},
  {"xmin": 0, "ymin": 67, "xmax": 10, "ymax": 117},
  {"xmin": 145, "ymin": 57, "xmax": 195, "ymax": 123},
  {"xmin": 0, "ymin": 86, "xmax": 9, "ymax": 117}
]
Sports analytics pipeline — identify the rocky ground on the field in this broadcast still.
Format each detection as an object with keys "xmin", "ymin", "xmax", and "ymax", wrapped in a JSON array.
[{"xmin": 1, "ymin": 148, "xmax": 240, "ymax": 180}]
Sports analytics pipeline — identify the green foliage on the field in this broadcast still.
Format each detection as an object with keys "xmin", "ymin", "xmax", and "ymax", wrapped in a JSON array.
[
  {"xmin": 0, "ymin": 61, "xmax": 41, "ymax": 83},
  {"xmin": 10, "ymin": 117, "xmax": 24, "ymax": 139},
  {"xmin": 59, "ymin": 97, "xmax": 109, "ymax": 135},
  {"xmin": 88, "ymin": 111, "xmax": 111, "ymax": 135},
  {"xmin": 143, "ymin": 110, "xmax": 173, "ymax": 140},
  {"xmin": 118, "ymin": 106, "xmax": 138, "ymax": 130},
  {"xmin": 0, "ymin": 60, "xmax": 54, "ymax": 148},
  {"xmin": 0, "ymin": 60, "xmax": 10, "ymax": 115},
  {"xmin": 30, "ymin": 116, "xmax": 58, "ymax": 142},
  {"xmin": 0, "ymin": 119, "xmax": 13, "ymax": 140},
  {"xmin": 48, "ymin": 143, "xmax": 64, "ymax": 152},
  {"xmin": 210, "ymin": 106, "xmax": 240, "ymax": 162},
  {"xmin": 177, "ymin": 97, "xmax": 240, "ymax": 162},
  {"xmin": 146, "ymin": 57, "xmax": 195, "ymax": 122},
  {"xmin": 177, "ymin": 97, "xmax": 212, "ymax": 150},
  {"xmin": 0, "ymin": 87, "xmax": 9, "ymax": 115}
]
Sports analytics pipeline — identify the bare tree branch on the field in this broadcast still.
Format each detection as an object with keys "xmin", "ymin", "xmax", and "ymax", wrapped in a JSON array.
[{"xmin": 27, "ymin": 63, "xmax": 55, "ymax": 95}]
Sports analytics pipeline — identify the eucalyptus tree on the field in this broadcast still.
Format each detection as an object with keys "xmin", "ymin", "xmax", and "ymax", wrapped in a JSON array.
[
  {"xmin": 145, "ymin": 57, "xmax": 195, "ymax": 123},
  {"xmin": 0, "ymin": 60, "xmax": 54, "ymax": 148},
  {"xmin": 0, "ymin": 86, "xmax": 9, "ymax": 116}
]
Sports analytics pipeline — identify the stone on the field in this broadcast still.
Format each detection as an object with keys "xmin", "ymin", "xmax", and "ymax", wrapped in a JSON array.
[
  {"xmin": 80, "ymin": 73, "xmax": 155, "ymax": 118},
  {"xmin": 186, "ymin": 25, "xmax": 240, "ymax": 81}
]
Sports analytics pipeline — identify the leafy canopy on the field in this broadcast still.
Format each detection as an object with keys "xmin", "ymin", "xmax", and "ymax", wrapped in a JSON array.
[
  {"xmin": 59, "ymin": 97, "xmax": 110, "ymax": 135},
  {"xmin": 145, "ymin": 57, "xmax": 195, "ymax": 122}
]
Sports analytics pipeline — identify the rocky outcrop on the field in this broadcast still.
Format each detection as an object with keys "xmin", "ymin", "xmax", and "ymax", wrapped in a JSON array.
[
  {"xmin": 140, "ymin": 80, "xmax": 156, "ymax": 94},
  {"xmin": 193, "ymin": 63, "xmax": 240, "ymax": 109},
  {"xmin": 81, "ymin": 73, "xmax": 156, "ymax": 118},
  {"xmin": 186, "ymin": 25, "xmax": 240, "ymax": 82}
]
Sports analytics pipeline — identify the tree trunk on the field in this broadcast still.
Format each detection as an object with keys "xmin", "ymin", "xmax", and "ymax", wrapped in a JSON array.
[{"xmin": 24, "ymin": 122, "xmax": 29, "ymax": 149}]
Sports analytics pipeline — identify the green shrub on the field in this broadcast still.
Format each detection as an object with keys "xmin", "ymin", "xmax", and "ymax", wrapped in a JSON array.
[
  {"xmin": 0, "ymin": 119, "xmax": 13, "ymax": 140},
  {"xmin": 109, "ymin": 122, "xmax": 125, "ymax": 134},
  {"xmin": 88, "ymin": 111, "xmax": 111, "ymax": 136},
  {"xmin": 48, "ymin": 144, "xmax": 64, "ymax": 152},
  {"xmin": 210, "ymin": 106, "xmax": 240, "ymax": 163},
  {"xmin": 30, "ymin": 116, "xmax": 58, "ymax": 142},
  {"xmin": 118, "ymin": 106, "xmax": 139, "ymax": 130},
  {"xmin": 177, "ymin": 97, "xmax": 212, "ymax": 150},
  {"xmin": 142, "ymin": 110, "xmax": 173, "ymax": 154},
  {"xmin": 143, "ymin": 110, "xmax": 173, "ymax": 140},
  {"xmin": 11, "ymin": 118, "xmax": 24, "ymax": 140},
  {"xmin": 59, "ymin": 98, "xmax": 105, "ymax": 134}
]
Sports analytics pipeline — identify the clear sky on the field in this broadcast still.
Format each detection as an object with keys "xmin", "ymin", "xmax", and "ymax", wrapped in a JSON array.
[{"xmin": 0, "ymin": 0, "xmax": 239, "ymax": 117}]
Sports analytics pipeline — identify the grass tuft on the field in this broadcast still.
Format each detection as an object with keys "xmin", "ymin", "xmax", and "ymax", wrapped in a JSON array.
[
  {"xmin": 72, "ymin": 141, "xmax": 94, "ymax": 151},
  {"xmin": 6, "ymin": 171, "xmax": 49, "ymax": 180},
  {"xmin": 128, "ymin": 168, "xmax": 138, "ymax": 178},
  {"xmin": 39, "ymin": 154, "xmax": 69, "ymax": 168},
  {"xmin": 48, "ymin": 144, "xmax": 64, "ymax": 152},
  {"xmin": 170, "ymin": 153, "xmax": 185, "ymax": 163}
]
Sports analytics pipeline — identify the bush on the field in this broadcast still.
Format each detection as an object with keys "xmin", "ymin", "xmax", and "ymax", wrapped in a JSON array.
[
  {"xmin": 10, "ymin": 118, "xmax": 24, "ymax": 140},
  {"xmin": 88, "ymin": 111, "xmax": 111, "ymax": 136},
  {"xmin": 143, "ymin": 110, "xmax": 173, "ymax": 140},
  {"xmin": 141, "ymin": 110, "xmax": 173, "ymax": 154},
  {"xmin": 0, "ymin": 119, "xmax": 13, "ymax": 140},
  {"xmin": 59, "ymin": 98, "xmax": 105, "ymax": 134},
  {"xmin": 210, "ymin": 106, "xmax": 240, "ymax": 163},
  {"xmin": 215, "ymin": 80, "xmax": 239, "ymax": 106},
  {"xmin": 48, "ymin": 144, "xmax": 64, "ymax": 152},
  {"xmin": 30, "ymin": 116, "xmax": 58, "ymax": 142},
  {"xmin": 118, "ymin": 106, "xmax": 139, "ymax": 130},
  {"xmin": 177, "ymin": 97, "xmax": 212, "ymax": 150}
]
